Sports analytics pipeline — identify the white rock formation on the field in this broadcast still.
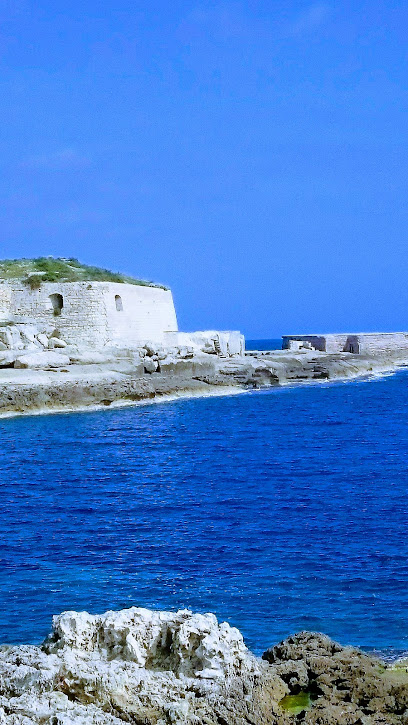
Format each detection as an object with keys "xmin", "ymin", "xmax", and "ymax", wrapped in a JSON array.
[
  {"xmin": 46, "ymin": 607, "xmax": 254, "ymax": 679},
  {"xmin": 14, "ymin": 351, "xmax": 71, "ymax": 369},
  {"xmin": 0, "ymin": 607, "xmax": 283, "ymax": 725},
  {"xmin": 166, "ymin": 331, "xmax": 245, "ymax": 357}
]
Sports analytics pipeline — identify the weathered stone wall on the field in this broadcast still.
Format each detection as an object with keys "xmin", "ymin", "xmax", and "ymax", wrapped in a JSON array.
[
  {"xmin": 0, "ymin": 280, "xmax": 178, "ymax": 347},
  {"xmin": 282, "ymin": 335, "xmax": 328, "ymax": 351},
  {"xmin": 356, "ymin": 332, "xmax": 408, "ymax": 353},
  {"xmin": 283, "ymin": 332, "xmax": 408, "ymax": 354},
  {"xmin": 101, "ymin": 283, "xmax": 178, "ymax": 346},
  {"xmin": 6, "ymin": 281, "xmax": 109, "ymax": 346},
  {"xmin": 0, "ymin": 283, "xmax": 12, "ymax": 321},
  {"xmin": 325, "ymin": 335, "xmax": 350, "ymax": 353}
]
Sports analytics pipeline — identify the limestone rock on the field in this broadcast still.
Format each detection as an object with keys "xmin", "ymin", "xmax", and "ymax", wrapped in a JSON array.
[
  {"xmin": 0, "ymin": 607, "xmax": 282, "ymax": 725},
  {"xmin": 0, "ymin": 323, "xmax": 60, "ymax": 353},
  {"xmin": 69, "ymin": 351, "xmax": 113, "ymax": 365},
  {"xmin": 36, "ymin": 333, "xmax": 49, "ymax": 348},
  {"xmin": 2, "ymin": 610, "xmax": 408, "ymax": 724},
  {"xmin": 14, "ymin": 352, "xmax": 71, "ymax": 369},
  {"xmin": 143, "ymin": 357, "xmax": 158, "ymax": 373},
  {"xmin": 19, "ymin": 324, "xmax": 40, "ymax": 346},
  {"xmin": 263, "ymin": 631, "xmax": 408, "ymax": 723},
  {"xmin": 0, "ymin": 326, "xmax": 24, "ymax": 349},
  {"xmin": 49, "ymin": 337, "xmax": 67, "ymax": 349},
  {"xmin": 0, "ymin": 351, "xmax": 19, "ymax": 368},
  {"xmin": 144, "ymin": 343, "xmax": 157, "ymax": 357},
  {"xmin": 177, "ymin": 346, "xmax": 194, "ymax": 359},
  {"xmin": 44, "ymin": 607, "xmax": 256, "ymax": 678}
]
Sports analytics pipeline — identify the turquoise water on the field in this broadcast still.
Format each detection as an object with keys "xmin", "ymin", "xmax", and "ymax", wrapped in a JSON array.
[{"xmin": 1, "ymin": 368, "xmax": 408, "ymax": 655}]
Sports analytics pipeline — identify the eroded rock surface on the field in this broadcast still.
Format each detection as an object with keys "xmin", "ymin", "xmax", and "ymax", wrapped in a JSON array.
[
  {"xmin": 0, "ymin": 607, "xmax": 284, "ymax": 724},
  {"xmin": 263, "ymin": 631, "xmax": 408, "ymax": 723},
  {"xmin": 1, "ymin": 609, "xmax": 408, "ymax": 724},
  {"xmin": 1, "ymin": 327, "xmax": 408, "ymax": 417}
]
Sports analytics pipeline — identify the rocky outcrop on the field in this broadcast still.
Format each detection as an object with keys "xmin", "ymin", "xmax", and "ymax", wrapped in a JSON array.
[
  {"xmin": 1, "ymin": 335, "xmax": 408, "ymax": 417},
  {"xmin": 0, "ymin": 607, "xmax": 284, "ymax": 725},
  {"xmin": 263, "ymin": 631, "xmax": 408, "ymax": 723},
  {"xmin": 0, "ymin": 322, "xmax": 62, "ymax": 352},
  {"xmin": 14, "ymin": 351, "xmax": 71, "ymax": 369},
  {"xmin": 1, "ymin": 608, "xmax": 408, "ymax": 724}
]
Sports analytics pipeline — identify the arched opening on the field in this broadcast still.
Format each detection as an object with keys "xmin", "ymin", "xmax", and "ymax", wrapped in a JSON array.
[
  {"xmin": 49, "ymin": 293, "xmax": 63, "ymax": 316},
  {"xmin": 115, "ymin": 294, "xmax": 123, "ymax": 311}
]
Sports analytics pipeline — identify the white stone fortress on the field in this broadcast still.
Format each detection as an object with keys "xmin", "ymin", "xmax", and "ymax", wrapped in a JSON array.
[
  {"xmin": 0, "ymin": 279, "xmax": 178, "ymax": 347},
  {"xmin": 0, "ymin": 258, "xmax": 407, "ymax": 414},
  {"xmin": 0, "ymin": 258, "xmax": 244, "ymax": 365}
]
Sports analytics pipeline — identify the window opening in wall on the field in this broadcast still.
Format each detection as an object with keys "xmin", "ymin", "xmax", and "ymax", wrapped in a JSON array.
[
  {"xmin": 115, "ymin": 294, "xmax": 123, "ymax": 311},
  {"xmin": 49, "ymin": 293, "xmax": 63, "ymax": 316}
]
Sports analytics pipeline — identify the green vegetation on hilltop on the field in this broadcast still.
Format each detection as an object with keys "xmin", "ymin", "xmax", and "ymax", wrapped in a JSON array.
[{"xmin": 0, "ymin": 257, "xmax": 167, "ymax": 289}]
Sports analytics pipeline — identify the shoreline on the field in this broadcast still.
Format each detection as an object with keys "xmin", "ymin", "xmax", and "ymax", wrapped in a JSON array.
[
  {"xmin": 1, "ymin": 348, "xmax": 408, "ymax": 419},
  {"xmin": 0, "ymin": 383, "xmax": 247, "ymax": 420}
]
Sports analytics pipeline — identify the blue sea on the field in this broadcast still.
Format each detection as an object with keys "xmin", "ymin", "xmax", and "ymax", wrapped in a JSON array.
[
  {"xmin": 246, "ymin": 338, "xmax": 282, "ymax": 350},
  {"xmin": 1, "ymin": 348, "xmax": 408, "ymax": 657}
]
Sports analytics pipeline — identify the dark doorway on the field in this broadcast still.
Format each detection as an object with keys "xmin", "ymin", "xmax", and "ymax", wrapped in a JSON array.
[{"xmin": 49, "ymin": 293, "xmax": 63, "ymax": 316}]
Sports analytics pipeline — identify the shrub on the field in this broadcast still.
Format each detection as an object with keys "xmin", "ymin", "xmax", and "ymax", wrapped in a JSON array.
[
  {"xmin": 0, "ymin": 257, "xmax": 168, "ymax": 289},
  {"xmin": 23, "ymin": 275, "xmax": 42, "ymax": 290}
]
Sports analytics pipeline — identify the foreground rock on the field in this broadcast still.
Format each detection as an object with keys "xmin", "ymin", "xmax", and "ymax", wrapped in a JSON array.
[
  {"xmin": 1, "ymin": 607, "xmax": 408, "ymax": 724},
  {"xmin": 0, "ymin": 607, "xmax": 284, "ymax": 725},
  {"xmin": 263, "ymin": 631, "xmax": 408, "ymax": 723}
]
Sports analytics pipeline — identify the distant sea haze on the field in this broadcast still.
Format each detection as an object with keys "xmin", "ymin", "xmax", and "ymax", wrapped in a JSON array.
[{"xmin": 1, "ymin": 368, "xmax": 408, "ymax": 657}]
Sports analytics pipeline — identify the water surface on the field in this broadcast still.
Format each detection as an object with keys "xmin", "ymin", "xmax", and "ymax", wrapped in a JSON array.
[
  {"xmin": 246, "ymin": 338, "xmax": 282, "ymax": 350},
  {"xmin": 1, "ymin": 370, "xmax": 408, "ymax": 655}
]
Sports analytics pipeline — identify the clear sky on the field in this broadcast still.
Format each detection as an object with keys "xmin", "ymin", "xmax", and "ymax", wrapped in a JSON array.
[{"xmin": 1, "ymin": 1, "xmax": 407, "ymax": 337}]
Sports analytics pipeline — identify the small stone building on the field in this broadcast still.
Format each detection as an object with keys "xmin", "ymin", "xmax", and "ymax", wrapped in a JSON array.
[
  {"xmin": 282, "ymin": 332, "xmax": 408, "ymax": 354},
  {"xmin": 0, "ymin": 280, "xmax": 178, "ymax": 347}
]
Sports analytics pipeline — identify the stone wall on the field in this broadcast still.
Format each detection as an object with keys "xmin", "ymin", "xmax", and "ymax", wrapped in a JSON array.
[
  {"xmin": 356, "ymin": 332, "xmax": 408, "ymax": 354},
  {"xmin": 282, "ymin": 335, "xmax": 328, "ymax": 352},
  {"xmin": 0, "ymin": 280, "xmax": 178, "ymax": 347},
  {"xmin": 101, "ymin": 283, "xmax": 178, "ymax": 346},
  {"xmin": 0, "ymin": 283, "xmax": 12, "ymax": 321},
  {"xmin": 282, "ymin": 332, "xmax": 408, "ymax": 354}
]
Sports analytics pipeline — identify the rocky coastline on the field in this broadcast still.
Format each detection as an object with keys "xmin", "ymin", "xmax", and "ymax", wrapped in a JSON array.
[
  {"xmin": 1, "ymin": 605, "xmax": 408, "ymax": 724},
  {"xmin": 1, "ymin": 332, "xmax": 408, "ymax": 417}
]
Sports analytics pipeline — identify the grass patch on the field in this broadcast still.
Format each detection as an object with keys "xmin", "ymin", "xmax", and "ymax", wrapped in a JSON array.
[{"xmin": 0, "ymin": 257, "xmax": 166, "ymax": 289}]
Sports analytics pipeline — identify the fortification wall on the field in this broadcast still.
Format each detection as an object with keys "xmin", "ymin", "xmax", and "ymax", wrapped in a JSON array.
[
  {"xmin": 101, "ymin": 283, "xmax": 178, "ymax": 345},
  {"xmin": 282, "ymin": 335, "xmax": 328, "ymax": 351},
  {"xmin": 6, "ymin": 281, "xmax": 109, "ymax": 346},
  {"xmin": 325, "ymin": 335, "xmax": 350, "ymax": 353},
  {"xmin": 283, "ymin": 332, "xmax": 408, "ymax": 354},
  {"xmin": 1, "ymin": 280, "xmax": 178, "ymax": 347},
  {"xmin": 0, "ymin": 283, "xmax": 12, "ymax": 321},
  {"xmin": 357, "ymin": 333, "xmax": 408, "ymax": 353}
]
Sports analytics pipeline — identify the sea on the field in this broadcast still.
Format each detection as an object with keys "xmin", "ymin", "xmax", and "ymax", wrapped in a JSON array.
[{"xmin": 1, "ymin": 339, "xmax": 408, "ymax": 658}]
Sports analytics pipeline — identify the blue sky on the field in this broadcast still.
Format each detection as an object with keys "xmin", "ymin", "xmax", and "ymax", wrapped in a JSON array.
[{"xmin": 0, "ymin": 1, "xmax": 407, "ymax": 337}]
